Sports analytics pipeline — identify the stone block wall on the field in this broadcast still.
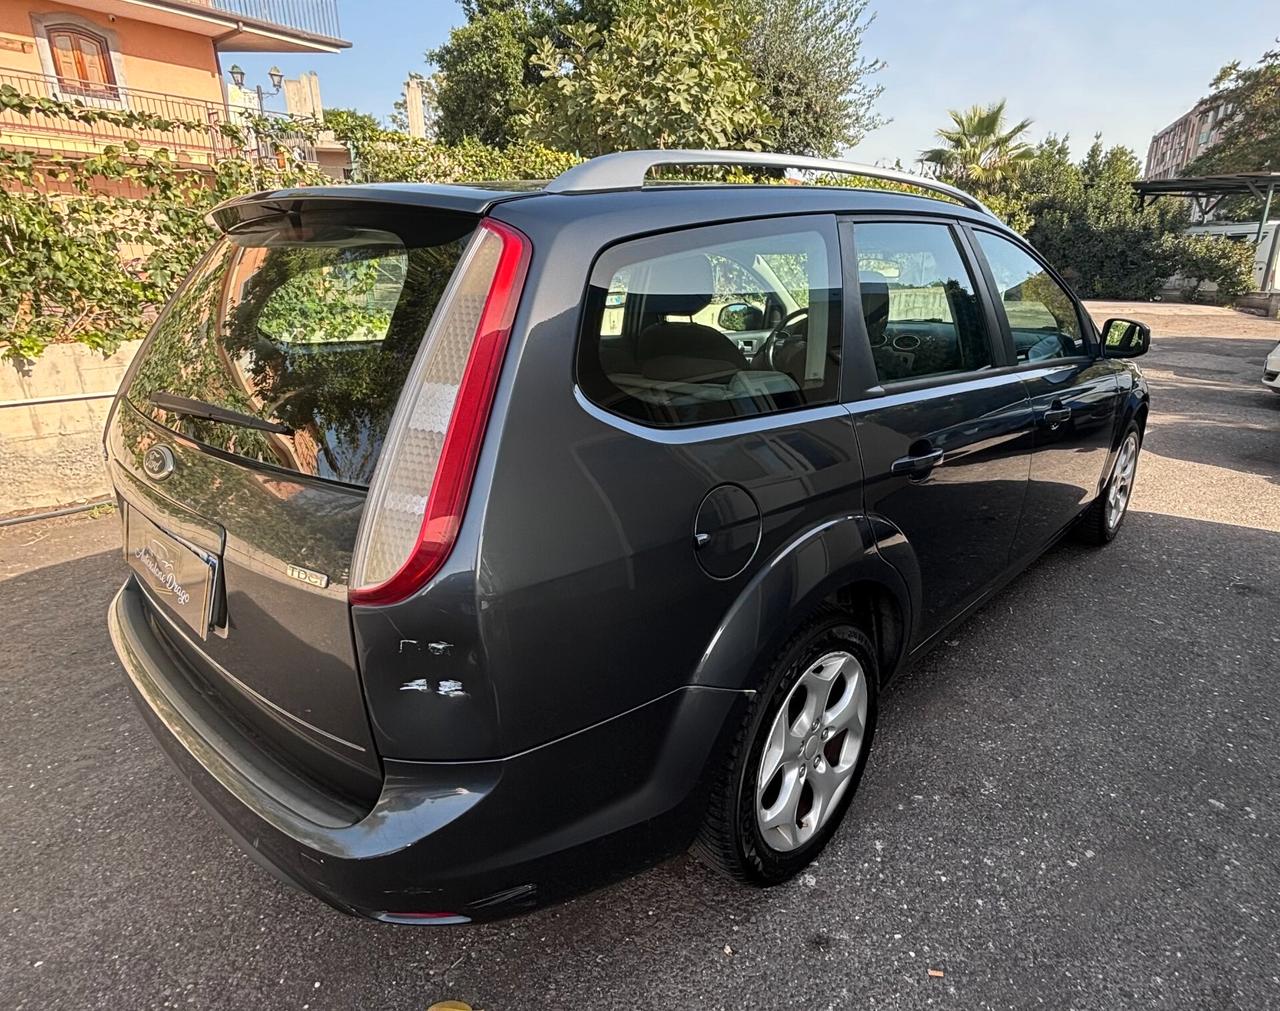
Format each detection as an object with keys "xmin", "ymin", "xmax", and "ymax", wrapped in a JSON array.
[{"xmin": 0, "ymin": 341, "xmax": 141, "ymax": 517}]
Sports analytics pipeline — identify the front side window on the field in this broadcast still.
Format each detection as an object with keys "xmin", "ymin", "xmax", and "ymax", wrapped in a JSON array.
[
  {"xmin": 578, "ymin": 219, "xmax": 841, "ymax": 426},
  {"xmin": 974, "ymin": 231, "xmax": 1084, "ymax": 361},
  {"xmin": 47, "ymin": 26, "xmax": 117, "ymax": 98},
  {"xmin": 853, "ymin": 221, "xmax": 992, "ymax": 384}
]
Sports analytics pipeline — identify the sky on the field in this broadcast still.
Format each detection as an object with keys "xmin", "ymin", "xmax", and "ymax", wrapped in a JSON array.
[
  {"xmin": 228, "ymin": 0, "xmax": 461, "ymax": 119},
  {"xmin": 843, "ymin": 0, "xmax": 1275, "ymax": 167},
  {"xmin": 230, "ymin": 0, "xmax": 1274, "ymax": 168}
]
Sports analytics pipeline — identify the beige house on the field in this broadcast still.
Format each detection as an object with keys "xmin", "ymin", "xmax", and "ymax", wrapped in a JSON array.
[
  {"xmin": 0, "ymin": 0, "xmax": 350, "ymax": 170},
  {"xmin": 0, "ymin": 2, "xmax": 352, "ymax": 518}
]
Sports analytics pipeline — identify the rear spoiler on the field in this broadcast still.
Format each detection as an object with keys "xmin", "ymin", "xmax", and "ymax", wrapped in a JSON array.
[{"xmin": 207, "ymin": 184, "xmax": 537, "ymax": 234}]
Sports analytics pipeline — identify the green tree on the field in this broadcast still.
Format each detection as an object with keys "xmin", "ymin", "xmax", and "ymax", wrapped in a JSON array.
[
  {"xmin": 1186, "ymin": 47, "xmax": 1280, "ymax": 176},
  {"xmin": 921, "ymin": 100, "xmax": 1034, "ymax": 196},
  {"xmin": 519, "ymin": 0, "xmax": 771, "ymax": 156},
  {"xmin": 427, "ymin": 1, "xmax": 604, "ymax": 146},
  {"xmin": 323, "ymin": 106, "xmax": 382, "ymax": 136},
  {"xmin": 732, "ymin": 0, "xmax": 884, "ymax": 157},
  {"xmin": 429, "ymin": 5, "xmax": 531, "ymax": 145},
  {"xmin": 1022, "ymin": 136, "xmax": 1194, "ymax": 299}
]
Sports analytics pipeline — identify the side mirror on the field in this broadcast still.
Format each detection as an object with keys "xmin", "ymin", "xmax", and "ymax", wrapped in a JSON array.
[
  {"xmin": 718, "ymin": 302, "xmax": 765, "ymax": 333},
  {"xmin": 1100, "ymin": 317, "xmax": 1150, "ymax": 358}
]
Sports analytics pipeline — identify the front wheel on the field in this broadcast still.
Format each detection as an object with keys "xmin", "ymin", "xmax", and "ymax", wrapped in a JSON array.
[
  {"xmin": 693, "ymin": 610, "xmax": 878, "ymax": 884},
  {"xmin": 1077, "ymin": 422, "xmax": 1141, "ymax": 545}
]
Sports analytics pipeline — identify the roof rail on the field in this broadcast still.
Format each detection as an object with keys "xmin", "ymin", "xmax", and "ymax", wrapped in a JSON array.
[{"xmin": 545, "ymin": 149, "xmax": 996, "ymax": 217}]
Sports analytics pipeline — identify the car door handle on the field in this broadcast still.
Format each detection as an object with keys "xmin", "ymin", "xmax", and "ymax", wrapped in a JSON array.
[
  {"xmin": 1042, "ymin": 405, "xmax": 1072, "ymax": 426},
  {"xmin": 891, "ymin": 447, "xmax": 945, "ymax": 475}
]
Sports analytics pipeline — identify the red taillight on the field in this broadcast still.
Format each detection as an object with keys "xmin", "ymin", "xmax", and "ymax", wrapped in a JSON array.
[{"xmin": 349, "ymin": 219, "xmax": 531, "ymax": 607}]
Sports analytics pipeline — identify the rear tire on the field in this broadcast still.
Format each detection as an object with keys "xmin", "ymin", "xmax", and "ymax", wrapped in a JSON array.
[
  {"xmin": 1077, "ymin": 421, "xmax": 1141, "ymax": 546},
  {"xmin": 693, "ymin": 609, "xmax": 878, "ymax": 884}
]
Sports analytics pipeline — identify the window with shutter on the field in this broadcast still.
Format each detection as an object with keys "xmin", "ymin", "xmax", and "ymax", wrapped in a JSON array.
[{"xmin": 47, "ymin": 27, "xmax": 117, "ymax": 98}]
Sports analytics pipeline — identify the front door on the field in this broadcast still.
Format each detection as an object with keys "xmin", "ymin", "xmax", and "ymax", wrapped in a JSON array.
[
  {"xmin": 968, "ymin": 229, "xmax": 1121, "ymax": 559},
  {"xmin": 843, "ymin": 219, "xmax": 1035, "ymax": 645}
]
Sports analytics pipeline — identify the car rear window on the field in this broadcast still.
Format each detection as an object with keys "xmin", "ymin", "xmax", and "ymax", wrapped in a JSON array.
[{"xmin": 125, "ymin": 211, "xmax": 474, "ymax": 486}]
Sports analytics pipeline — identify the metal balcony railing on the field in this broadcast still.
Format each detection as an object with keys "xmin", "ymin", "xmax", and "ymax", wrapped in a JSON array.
[
  {"xmin": 0, "ymin": 68, "xmax": 317, "ymax": 168},
  {"xmin": 207, "ymin": 0, "xmax": 342, "ymax": 40}
]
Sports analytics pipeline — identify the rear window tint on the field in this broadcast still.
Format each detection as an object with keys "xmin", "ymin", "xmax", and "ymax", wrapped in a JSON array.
[
  {"xmin": 126, "ymin": 215, "xmax": 473, "ymax": 485},
  {"xmin": 577, "ymin": 217, "xmax": 842, "ymax": 427}
]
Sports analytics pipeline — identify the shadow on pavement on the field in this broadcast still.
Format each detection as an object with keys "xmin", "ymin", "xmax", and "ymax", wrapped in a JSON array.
[
  {"xmin": 1146, "ymin": 420, "xmax": 1280, "ymax": 486},
  {"xmin": 1149, "ymin": 334, "xmax": 1278, "ymax": 366}
]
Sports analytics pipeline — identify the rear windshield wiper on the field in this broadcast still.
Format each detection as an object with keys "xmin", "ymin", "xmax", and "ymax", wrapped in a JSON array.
[{"xmin": 148, "ymin": 391, "xmax": 293, "ymax": 435}]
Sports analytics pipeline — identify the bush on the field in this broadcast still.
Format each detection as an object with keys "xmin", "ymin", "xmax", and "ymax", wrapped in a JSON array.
[
  {"xmin": 0, "ymin": 141, "xmax": 328, "ymax": 363},
  {"xmin": 1029, "ymin": 210, "xmax": 1182, "ymax": 300},
  {"xmin": 1169, "ymin": 234, "xmax": 1256, "ymax": 302},
  {"xmin": 1, "ymin": 91, "xmax": 578, "ymax": 362},
  {"xmin": 337, "ymin": 126, "xmax": 578, "ymax": 185},
  {"xmin": 1022, "ymin": 139, "xmax": 1190, "ymax": 300}
]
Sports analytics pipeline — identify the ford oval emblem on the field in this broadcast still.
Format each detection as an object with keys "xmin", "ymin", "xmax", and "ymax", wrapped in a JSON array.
[{"xmin": 143, "ymin": 444, "xmax": 176, "ymax": 481}]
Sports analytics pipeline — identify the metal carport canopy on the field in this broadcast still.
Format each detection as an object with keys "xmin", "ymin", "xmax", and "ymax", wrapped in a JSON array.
[
  {"xmin": 1133, "ymin": 171, "xmax": 1280, "ymax": 239},
  {"xmin": 1133, "ymin": 172, "xmax": 1280, "ymax": 291}
]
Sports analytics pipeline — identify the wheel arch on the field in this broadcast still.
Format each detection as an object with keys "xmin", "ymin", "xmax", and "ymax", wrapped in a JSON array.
[
  {"xmin": 825, "ymin": 578, "xmax": 908, "ymax": 684},
  {"xmin": 1117, "ymin": 375, "xmax": 1150, "ymax": 449},
  {"xmin": 690, "ymin": 515, "xmax": 914, "ymax": 694},
  {"xmin": 1099, "ymin": 382, "xmax": 1150, "ymax": 493},
  {"xmin": 1133, "ymin": 400, "xmax": 1149, "ymax": 440}
]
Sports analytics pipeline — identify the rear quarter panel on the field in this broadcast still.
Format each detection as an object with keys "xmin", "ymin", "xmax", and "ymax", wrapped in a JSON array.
[{"xmin": 354, "ymin": 197, "xmax": 880, "ymax": 761}]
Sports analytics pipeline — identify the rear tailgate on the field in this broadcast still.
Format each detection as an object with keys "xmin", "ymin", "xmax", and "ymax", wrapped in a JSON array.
[{"xmin": 106, "ymin": 198, "xmax": 480, "ymax": 810}]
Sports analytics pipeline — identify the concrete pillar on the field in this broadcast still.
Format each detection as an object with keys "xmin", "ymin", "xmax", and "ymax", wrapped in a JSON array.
[
  {"xmin": 283, "ymin": 71, "xmax": 323, "ymax": 120},
  {"xmin": 405, "ymin": 76, "xmax": 426, "ymax": 139}
]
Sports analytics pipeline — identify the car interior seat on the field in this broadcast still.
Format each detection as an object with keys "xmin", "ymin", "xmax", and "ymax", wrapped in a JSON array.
[
  {"xmin": 635, "ymin": 255, "xmax": 748, "ymax": 383},
  {"xmin": 859, "ymin": 269, "xmax": 904, "ymax": 381}
]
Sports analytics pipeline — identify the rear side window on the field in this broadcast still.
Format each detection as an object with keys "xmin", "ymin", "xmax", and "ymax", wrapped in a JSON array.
[
  {"xmin": 973, "ymin": 231, "xmax": 1084, "ymax": 361},
  {"xmin": 853, "ymin": 221, "xmax": 992, "ymax": 384},
  {"xmin": 578, "ymin": 217, "xmax": 842, "ymax": 427},
  {"xmin": 125, "ymin": 211, "xmax": 474, "ymax": 485}
]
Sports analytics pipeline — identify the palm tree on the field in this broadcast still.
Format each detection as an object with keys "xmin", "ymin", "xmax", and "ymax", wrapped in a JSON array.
[{"xmin": 920, "ymin": 100, "xmax": 1034, "ymax": 191}]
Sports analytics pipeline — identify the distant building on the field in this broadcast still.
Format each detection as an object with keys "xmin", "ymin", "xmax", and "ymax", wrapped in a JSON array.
[
  {"xmin": 0, "ymin": 1, "xmax": 350, "ymax": 173},
  {"xmin": 1144, "ymin": 98, "xmax": 1234, "ymax": 181}
]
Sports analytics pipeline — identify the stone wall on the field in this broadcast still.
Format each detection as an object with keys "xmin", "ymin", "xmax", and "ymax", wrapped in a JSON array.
[
  {"xmin": 1236, "ymin": 292, "xmax": 1280, "ymax": 319},
  {"xmin": 0, "ymin": 341, "xmax": 141, "ymax": 518}
]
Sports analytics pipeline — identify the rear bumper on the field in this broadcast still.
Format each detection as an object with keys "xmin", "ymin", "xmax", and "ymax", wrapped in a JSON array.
[{"xmin": 108, "ymin": 578, "xmax": 743, "ymax": 922}]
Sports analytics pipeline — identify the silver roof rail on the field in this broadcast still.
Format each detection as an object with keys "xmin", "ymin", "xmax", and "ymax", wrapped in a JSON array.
[{"xmin": 544, "ymin": 149, "xmax": 996, "ymax": 218}]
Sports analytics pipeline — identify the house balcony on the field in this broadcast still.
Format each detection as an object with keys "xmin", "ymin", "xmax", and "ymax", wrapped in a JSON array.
[
  {"xmin": 54, "ymin": 0, "xmax": 349, "ymax": 53},
  {"xmin": 0, "ymin": 67, "xmax": 317, "ymax": 169},
  {"xmin": 205, "ymin": 0, "xmax": 342, "ymax": 44}
]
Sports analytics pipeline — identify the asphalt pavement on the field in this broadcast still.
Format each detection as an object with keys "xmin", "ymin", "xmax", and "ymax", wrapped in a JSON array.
[{"xmin": 2, "ymin": 305, "xmax": 1278, "ymax": 1010}]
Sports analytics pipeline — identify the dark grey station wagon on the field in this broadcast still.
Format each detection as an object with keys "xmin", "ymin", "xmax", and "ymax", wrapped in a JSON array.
[{"xmin": 105, "ymin": 150, "xmax": 1151, "ymax": 923}]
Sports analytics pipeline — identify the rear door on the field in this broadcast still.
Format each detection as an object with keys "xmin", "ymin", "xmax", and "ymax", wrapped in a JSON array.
[
  {"xmin": 841, "ymin": 217, "xmax": 1035, "ymax": 645},
  {"xmin": 967, "ymin": 228, "xmax": 1121, "ymax": 560},
  {"xmin": 106, "ymin": 200, "xmax": 478, "ymax": 805}
]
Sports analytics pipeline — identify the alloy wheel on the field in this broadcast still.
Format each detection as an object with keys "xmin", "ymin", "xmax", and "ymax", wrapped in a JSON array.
[
  {"xmin": 1106, "ymin": 432, "xmax": 1139, "ymax": 530},
  {"xmin": 755, "ymin": 650, "xmax": 868, "ymax": 853}
]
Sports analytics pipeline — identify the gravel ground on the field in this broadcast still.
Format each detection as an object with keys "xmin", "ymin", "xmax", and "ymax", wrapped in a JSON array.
[{"xmin": 1, "ymin": 304, "xmax": 1278, "ymax": 1010}]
